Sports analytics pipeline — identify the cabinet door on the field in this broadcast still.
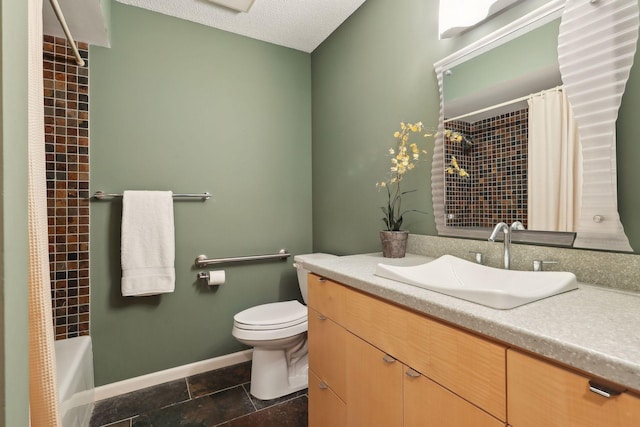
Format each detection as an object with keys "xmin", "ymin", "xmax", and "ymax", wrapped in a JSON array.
[
  {"xmin": 345, "ymin": 331, "xmax": 403, "ymax": 427},
  {"xmin": 404, "ymin": 368, "xmax": 506, "ymax": 427},
  {"xmin": 308, "ymin": 307, "xmax": 347, "ymax": 399},
  {"xmin": 508, "ymin": 349, "xmax": 640, "ymax": 427},
  {"xmin": 309, "ymin": 370, "xmax": 346, "ymax": 427},
  {"xmin": 342, "ymin": 285, "xmax": 507, "ymax": 421},
  {"xmin": 307, "ymin": 275, "xmax": 345, "ymax": 323}
]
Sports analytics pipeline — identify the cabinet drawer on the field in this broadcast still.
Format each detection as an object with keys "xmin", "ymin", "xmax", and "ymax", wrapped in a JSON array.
[
  {"xmin": 309, "ymin": 370, "xmax": 346, "ymax": 427},
  {"xmin": 404, "ymin": 369, "xmax": 505, "ymax": 427},
  {"xmin": 308, "ymin": 307, "xmax": 347, "ymax": 399},
  {"xmin": 307, "ymin": 274, "xmax": 345, "ymax": 323},
  {"xmin": 507, "ymin": 349, "xmax": 640, "ymax": 427},
  {"xmin": 342, "ymin": 286, "xmax": 507, "ymax": 421}
]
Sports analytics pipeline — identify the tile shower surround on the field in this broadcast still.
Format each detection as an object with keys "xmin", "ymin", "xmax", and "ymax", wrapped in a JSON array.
[
  {"xmin": 43, "ymin": 35, "xmax": 90, "ymax": 340},
  {"xmin": 446, "ymin": 109, "xmax": 529, "ymax": 228}
]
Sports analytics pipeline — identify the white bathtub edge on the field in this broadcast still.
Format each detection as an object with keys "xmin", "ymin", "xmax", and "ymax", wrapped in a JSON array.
[
  {"xmin": 94, "ymin": 349, "xmax": 253, "ymax": 402},
  {"xmin": 54, "ymin": 336, "xmax": 95, "ymax": 427}
]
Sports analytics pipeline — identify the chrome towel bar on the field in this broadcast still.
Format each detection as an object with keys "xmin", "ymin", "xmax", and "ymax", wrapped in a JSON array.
[
  {"xmin": 195, "ymin": 249, "xmax": 290, "ymax": 268},
  {"xmin": 92, "ymin": 191, "xmax": 211, "ymax": 201}
]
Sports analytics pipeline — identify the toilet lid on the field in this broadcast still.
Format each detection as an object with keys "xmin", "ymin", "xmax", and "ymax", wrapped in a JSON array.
[{"xmin": 234, "ymin": 300, "xmax": 307, "ymax": 330}]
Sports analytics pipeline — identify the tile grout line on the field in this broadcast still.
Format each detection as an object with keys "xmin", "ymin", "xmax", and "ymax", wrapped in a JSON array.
[
  {"xmin": 185, "ymin": 377, "xmax": 193, "ymax": 400},
  {"xmin": 242, "ymin": 383, "xmax": 259, "ymax": 412},
  {"xmin": 99, "ymin": 416, "xmax": 134, "ymax": 427},
  {"xmin": 189, "ymin": 381, "xmax": 253, "ymax": 400},
  {"xmin": 213, "ymin": 394, "xmax": 308, "ymax": 427}
]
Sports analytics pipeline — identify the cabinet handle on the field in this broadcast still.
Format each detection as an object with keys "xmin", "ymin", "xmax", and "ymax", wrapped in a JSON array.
[
  {"xmin": 588, "ymin": 381, "xmax": 622, "ymax": 398},
  {"xmin": 318, "ymin": 314, "xmax": 327, "ymax": 321},
  {"xmin": 318, "ymin": 381, "xmax": 329, "ymax": 390},
  {"xmin": 382, "ymin": 355, "xmax": 396, "ymax": 364},
  {"xmin": 405, "ymin": 369, "xmax": 421, "ymax": 378},
  {"xmin": 317, "ymin": 277, "xmax": 327, "ymax": 283}
]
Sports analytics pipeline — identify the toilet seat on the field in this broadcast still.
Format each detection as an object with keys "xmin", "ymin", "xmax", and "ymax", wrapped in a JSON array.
[{"xmin": 233, "ymin": 300, "xmax": 307, "ymax": 331}]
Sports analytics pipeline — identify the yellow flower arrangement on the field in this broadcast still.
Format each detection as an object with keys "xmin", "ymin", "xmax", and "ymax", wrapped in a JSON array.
[
  {"xmin": 376, "ymin": 123, "xmax": 471, "ymax": 231},
  {"xmin": 376, "ymin": 122, "xmax": 430, "ymax": 231}
]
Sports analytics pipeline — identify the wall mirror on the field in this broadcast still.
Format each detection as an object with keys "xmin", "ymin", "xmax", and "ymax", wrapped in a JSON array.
[{"xmin": 432, "ymin": 0, "xmax": 639, "ymax": 252}]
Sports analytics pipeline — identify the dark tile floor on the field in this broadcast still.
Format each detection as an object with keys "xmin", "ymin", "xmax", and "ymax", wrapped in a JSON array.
[{"xmin": 89, "ymin": 361, "xmax": 308, "ymax": 427}]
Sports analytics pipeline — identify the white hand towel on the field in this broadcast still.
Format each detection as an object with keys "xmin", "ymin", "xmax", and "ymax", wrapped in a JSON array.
[{"xmin": 121, "ymin": 190, "xmax": 175, "ymax": 296}]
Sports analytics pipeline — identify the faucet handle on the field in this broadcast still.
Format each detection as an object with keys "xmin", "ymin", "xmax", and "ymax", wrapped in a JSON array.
[
  {"xmin": 533, "ymin": 260, "xmax": 558, "ymax": 272},
  {"xmin": 468, "ymin": 251, "xmax": 484, "ymax": 265},
  {"xmin": 511, "ymin": 221, "xmax": 525, "ymax": 230}
]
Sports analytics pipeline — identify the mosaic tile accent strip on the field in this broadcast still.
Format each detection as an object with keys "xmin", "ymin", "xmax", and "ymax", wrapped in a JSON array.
[
  {"xmin": 445, "ymin": 109, "xmax": 528, "ymax": 228},
  {"xmin": 43, "ymin": 35, "xmax": 90, "ymax": 340},
  {"xmin": 444, "ymin": 120, "xmax": 473, "ymax": 227}
]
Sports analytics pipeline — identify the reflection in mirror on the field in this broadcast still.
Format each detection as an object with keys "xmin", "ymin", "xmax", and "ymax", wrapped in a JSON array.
[
  {"xmin": 442, "ymin": 18, "xmax": 570, "ymax": 232},
  {"xmin": 433, "ymin": 0, "xmax": 639, "ymax": 252}
]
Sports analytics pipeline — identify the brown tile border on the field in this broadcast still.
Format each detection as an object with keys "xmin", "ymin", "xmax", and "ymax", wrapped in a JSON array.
[{"xmin": 43, "ymin": 35, "xmax": 90, "ymax": 340}]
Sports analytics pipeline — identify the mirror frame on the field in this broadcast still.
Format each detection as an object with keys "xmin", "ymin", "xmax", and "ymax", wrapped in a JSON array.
[{"xmin": 432, "ymin": 0, "xmax": 637, "ymax": 251}]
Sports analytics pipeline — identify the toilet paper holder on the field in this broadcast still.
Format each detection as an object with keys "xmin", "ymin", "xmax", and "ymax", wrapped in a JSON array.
[{"xmin": 197, "ymin": 270, "xmax": 225, "ymax": 286}]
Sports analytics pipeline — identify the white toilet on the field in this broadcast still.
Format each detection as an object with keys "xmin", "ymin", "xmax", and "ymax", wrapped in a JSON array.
[{"xmin": 231, "ymin": 253, "xmax": 336, "ymax": 400}]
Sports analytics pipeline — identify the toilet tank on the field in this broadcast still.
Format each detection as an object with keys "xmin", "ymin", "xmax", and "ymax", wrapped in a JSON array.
[{"xmin": 293, "ymin": 253, "xmax": 337, "ymax": 303}]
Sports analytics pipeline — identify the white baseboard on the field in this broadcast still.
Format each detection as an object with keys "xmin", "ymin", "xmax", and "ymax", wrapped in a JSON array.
[{"xmin": 94, "ymin": 349, "xmax": 253, "ymax": 402}]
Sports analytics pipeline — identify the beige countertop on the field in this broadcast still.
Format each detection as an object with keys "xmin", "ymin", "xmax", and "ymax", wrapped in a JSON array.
[{"xmin": 304, "ymin": 252, "xmax": 640, "ymax": 392}]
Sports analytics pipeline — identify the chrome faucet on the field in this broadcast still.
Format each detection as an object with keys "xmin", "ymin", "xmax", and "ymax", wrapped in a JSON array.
[{"xmin": 489, "ymin": 222, "xmax": 512, "ymax": 269}]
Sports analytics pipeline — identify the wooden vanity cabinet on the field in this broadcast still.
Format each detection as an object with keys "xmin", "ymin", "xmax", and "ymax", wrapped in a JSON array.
[
  {"xmin": 308, "ymin": 274, "xmax": 507, "ymax": 426},
  {"xmin": 404, "ymin": 369, "xmax": 505, "ymax": 427},
  {"xmin": 345, "ymin": 331, "xmax": 404, "ymax": 426},
  {"xmin": 507, "ymin": 349, "xmax": 640, "ymax": 427},
  {"xmin": 307, "ymin": 307, "xmax": 347, "ymax": 398},
  {"xmin": 308, "ymin": 370, "xmax": 346, "ymax": 427},
  {"xmin": 344, "ymin": 330, "xmax": 505, "ymax": 427},
  {"xmin": 307, "ymin": 273, "xmax": 640, "ymax": 427},
  {"xmin": 340, "ymin": 277, "xmax": 507, "ymax": 421},
  {"xmin": 307, "ymin": 275, "xmax": 348, "ymax": 426},
  {"xmin": 307, "ymin": 274, "xmax": 345, "ymax": 323}
]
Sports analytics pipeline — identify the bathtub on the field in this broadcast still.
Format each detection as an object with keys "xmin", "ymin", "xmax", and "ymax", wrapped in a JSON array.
[{"xmin": 54, "ymin": 336, "xmax": 95, "ymax": 427}]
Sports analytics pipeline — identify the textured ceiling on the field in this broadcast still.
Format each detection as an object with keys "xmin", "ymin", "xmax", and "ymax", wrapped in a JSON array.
[{"xmin": 116, "ymin": 0, "xmax": 368, "ymax": 52}]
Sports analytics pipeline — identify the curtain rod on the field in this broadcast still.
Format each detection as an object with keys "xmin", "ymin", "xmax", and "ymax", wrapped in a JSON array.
[
  {"xmin": 444, "ymin": 86, "xmax": 563, "ymax": 123},
  {"xmin": 48, "ymin": 0, "xmax": 85, "ymax": 67}
]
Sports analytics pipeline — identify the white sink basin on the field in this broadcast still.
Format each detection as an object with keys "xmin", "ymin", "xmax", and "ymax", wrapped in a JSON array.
[{"xmin": 375, "ymin": 255, "xmax": 578, "ymax": 309}]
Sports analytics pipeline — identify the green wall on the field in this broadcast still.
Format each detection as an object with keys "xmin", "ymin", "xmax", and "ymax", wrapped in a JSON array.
[
  {"xmin": 311, "ymin": 0, "xmax": 640, "ymax": 254},
  {"xmin": 1, "ymin": 0, "xmax": 30, "ymax": 424},
  {"xmin": 311, "ymin": 0, "xmax": 439, "ymax": 255},
  {"xmin": 89, "ymin": 0, "xmax": 640, "ymax": 387},
  {"xmin": 90, "ymin": 2, "xmax": 312, "ymax": 385},
  {"xmin": 617, "ymin": 24, "xmax": 640, "ymax": 253}
]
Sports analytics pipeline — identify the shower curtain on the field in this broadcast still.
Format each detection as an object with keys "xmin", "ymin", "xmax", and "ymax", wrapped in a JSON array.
[
  {"xmin": 527, "ymin": 88, "xmax": 582, "ymax": 232},
  {"xmin": 28, "ymin": 0, "xmax": 62, "ymax": 425}
]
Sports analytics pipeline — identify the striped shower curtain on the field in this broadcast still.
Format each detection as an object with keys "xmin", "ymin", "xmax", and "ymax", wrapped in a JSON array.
[{"xmin": 28, "ymin": 0, "xmax": 62, "ymax": 425}]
